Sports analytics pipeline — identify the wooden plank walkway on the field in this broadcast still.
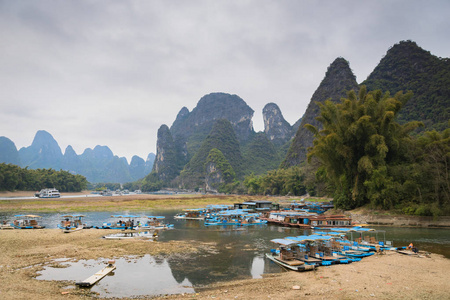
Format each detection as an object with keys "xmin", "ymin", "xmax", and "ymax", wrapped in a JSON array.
[{"xmin": 76, "ymin": 262, "xmax": 116, "ymax": 287}]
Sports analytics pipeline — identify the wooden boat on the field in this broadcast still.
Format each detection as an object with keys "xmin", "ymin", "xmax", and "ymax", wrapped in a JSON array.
[
  {"xmin": 265, "ymin": 252, "xmax": 315, "ymax": 272},
  {"xmin": 11, "ymin": 215, "xmax": 45, "ymax": 229},
  {"xmin": 1, "ymin": 220, "xmax": 14, "ymax": 230},
  {"xmin": 174, "ymin": 209, "xmax": 205, "ymax": 220},
  {"xmin": 204, "ymin": 210, "xmax": 267, "ymax": 226},
  {"xmin": 102, "ymin": 215, "xmax": 139, "ymax": 230},
  {"xmin": 137, "ymin": 216, "xmax": 174, "ymax": 230},
  {"xmin": 58, "ymin": 214, "xmax": 86, "ymax": 233},
  {"xmin": 76, "ymin": 260, "xmax": 116, "ymax": 287}
]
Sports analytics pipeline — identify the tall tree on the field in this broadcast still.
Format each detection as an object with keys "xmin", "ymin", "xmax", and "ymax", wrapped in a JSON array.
[{"xmin": 306, "ymin": 86, "xmax": 421, "ymax": 209}]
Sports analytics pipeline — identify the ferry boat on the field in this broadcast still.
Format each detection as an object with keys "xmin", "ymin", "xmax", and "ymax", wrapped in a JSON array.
[{"xmin": 35, "ymin": 188, "xmax": 61, "ymax": 198}]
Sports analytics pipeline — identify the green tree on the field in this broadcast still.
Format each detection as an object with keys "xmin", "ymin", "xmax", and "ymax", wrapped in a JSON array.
[{"xmin": 306, "ymin": 86, "xmax": 422, "ymax": 209}]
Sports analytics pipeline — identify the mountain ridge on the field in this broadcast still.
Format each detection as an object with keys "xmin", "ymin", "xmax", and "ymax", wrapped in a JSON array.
[{"xmin": 0, "ymin": 131, "xmax": 155, "ymax": 184}]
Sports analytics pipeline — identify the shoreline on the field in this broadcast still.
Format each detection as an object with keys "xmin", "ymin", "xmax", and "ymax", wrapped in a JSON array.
[
  {"xmin": 0, "ymin": 229, "xmax": 449, "ymax": 300},
  {"xmin": 1, "ymin": 193, "xmax": 449, "ymax": 299}
]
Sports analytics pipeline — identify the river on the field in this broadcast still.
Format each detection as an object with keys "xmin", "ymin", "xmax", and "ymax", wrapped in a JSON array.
[{"xmin": 2, "ymin": 210, "xmax": 449, "ymax": 298}]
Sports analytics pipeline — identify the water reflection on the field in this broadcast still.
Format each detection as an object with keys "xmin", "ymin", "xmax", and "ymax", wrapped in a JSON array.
[
  {"xmin": 37, "ymin": 256, "xmax": 195, "ymax": 298},
  {"xmin": 4, "ymin": 209, "xmax": 450, "ymax": 298}
]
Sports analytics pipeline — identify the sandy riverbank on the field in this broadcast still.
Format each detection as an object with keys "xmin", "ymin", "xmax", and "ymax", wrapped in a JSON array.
[
  {"xmin": 165, "ymin": 251, "xmax": 450, "ymax": 300},
  {"xmin": 1, "ymin": 193, "xmax": 449, "ymax": 299},
  {"xmin": 0, "ymin": 229, "xmax": 448, "ymax": 300}
]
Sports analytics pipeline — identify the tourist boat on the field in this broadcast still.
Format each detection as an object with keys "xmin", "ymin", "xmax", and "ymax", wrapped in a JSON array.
[
  {"xmin": 0, "ymin": 219, "xmax": 14, "ymax": 230},
  {"xmin": 337, "ymin": 245, "xmax": 375, "ymax": 258},
  {"xmin": 315, "ymin": 227, "xmax": 406, "ymax": 252},
  {"xmin": 174, "ymin": 208, "xmax": 206, "ymax": 220},
  {"xmin": 58, "ymin": 214, "xmax": 86, "ymax": 233},
  {"xmin": 35, "ymin": 188, "xmax": 60, "ymax": 198},
  {"xmin": 204, "ymin": 210, "xmax": 267, "ymax": 226},
  {"xmin": 137, "ymin": 216, "xmax": 174, "ymax": 230},
  {"xmin": 101, "ymin": 215, "xmax": 139, "ymax": 229},
  {"xmin": 266, "ymin": 239, "xmax": 316, "ymax": 271},
  {"xmin": 11, "ymin": 215, "xmax": 45, "ymax": 229}
]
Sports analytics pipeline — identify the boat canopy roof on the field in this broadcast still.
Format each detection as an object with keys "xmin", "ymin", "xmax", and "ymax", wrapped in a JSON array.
[
  {"xmin": 61, "ymin": 214, "xmax": 85, "ymax": 218},
  {"xmin": 110, "ymin": 215, "xmax": 139, "ymax": 218},
  {"xmin": 270, "ymin": 238, "xmax": 298, "ymax": 246},
  {"xmin": 183, "ymin": 208, "xmax": 205, "ymax": 211},
  {"xmin": 14, "ymin": 214, "xmax": 42, "ymax": 218},
  {"xmin": 219, "ymin": 209, "xmax": 252, "ymax": 216},
  {"xmin": 206, "ymin": 204, "xmax": 231, "ymax": 209},
  {"xmin": 145, "ymin": 216, "xmax": 165, "ymax": 219},
  {"xmin": 314, "ymin": 231, "xmax": 346, "ymax": 236},
  {"xmin": 286, "ymin": 235, "xmax": 334, "ymax": 242}
]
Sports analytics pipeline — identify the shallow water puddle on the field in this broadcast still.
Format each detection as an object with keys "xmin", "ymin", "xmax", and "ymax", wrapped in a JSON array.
[{"xmin": 37, "ymin": 255, "xmax": 195, "ymax": 298}]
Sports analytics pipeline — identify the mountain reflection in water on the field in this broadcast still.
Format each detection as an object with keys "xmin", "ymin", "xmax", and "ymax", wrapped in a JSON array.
[{"xmin": 11, "ymin": 209, "xmax": 450, "ymax": 298}]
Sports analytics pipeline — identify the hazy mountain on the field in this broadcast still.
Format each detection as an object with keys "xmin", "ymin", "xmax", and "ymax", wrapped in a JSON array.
[
  {"xmin": 263, "ymin": 102, "xmax": 294, "ymax": 146},
  {"xmin": 0, "ymin": 136, "xmax": 20, "ymax": 165},
  {"xmin": 151, "ymin": 125, "xmax": 183, "ymax": 182},
  {"xmin": 282, "ymin": 57, "xmax": 359, "ymax": 167},
  {"xmin": 18, "ymin": 130, "xmax": 63, "ymax": 169},
  {"xmin": 170, "ymin": 92, "xmax": 255, "ymax": 156},
  {"xmin": 362, "ymin": 40, "xmax": 450, "ymax": 132},
  {"xmin": 0, "ymin": 130, "xmax": 155, "ymax": 183}
]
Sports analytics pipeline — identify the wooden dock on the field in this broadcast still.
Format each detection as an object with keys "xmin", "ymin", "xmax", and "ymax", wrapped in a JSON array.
[{"xmin": 76, "ymin": 262, "xmax": 116, "ymax": 287}]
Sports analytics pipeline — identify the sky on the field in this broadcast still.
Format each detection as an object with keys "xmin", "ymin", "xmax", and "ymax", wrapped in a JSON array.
[{"xmin": 1, "ymin": 0, "xmax": 449, "ymax": 163}]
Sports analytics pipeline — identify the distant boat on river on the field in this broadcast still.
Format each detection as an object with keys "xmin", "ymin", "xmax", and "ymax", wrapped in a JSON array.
[{"xmin": 35, "ymin": 188, "xmax": 60, "ymax": 198}]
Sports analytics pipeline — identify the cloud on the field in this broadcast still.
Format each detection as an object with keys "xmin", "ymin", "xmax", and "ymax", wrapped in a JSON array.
[{"xmin": 1, "ymin": 0, "xmax": 449, "ymax": 162}]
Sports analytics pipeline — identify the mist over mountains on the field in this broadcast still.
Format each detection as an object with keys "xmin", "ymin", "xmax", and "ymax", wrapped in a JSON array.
[
  {"xmin": 0, "ymin": 131, "xmax": 155, "ymax": 183},
  {"xmin": 1, "ymin": 40, "xmax": 448, "ymax": 188}
]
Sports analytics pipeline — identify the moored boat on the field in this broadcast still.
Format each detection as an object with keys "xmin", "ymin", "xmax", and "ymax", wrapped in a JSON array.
[
  {"xmin": 174, "ymin": 208, "xmax": 206, "ymax": 220},
  {"xmin": 102, "ymin": 215, "xmax": 139, "ymax": 230},
  {"xmin": 58, "ymin": 214, "xmax": 86, "ymax": 233},
  {"xmin": 266, "ymin": 238, "xmax": 316, "ymax": 271},
  {"xmin": 11, "ymin": 215, "xmax": 45, "ymax": 229},
  {"xmin": 137, "ymin": 216, "xmax": 174, "ymax": 230}
]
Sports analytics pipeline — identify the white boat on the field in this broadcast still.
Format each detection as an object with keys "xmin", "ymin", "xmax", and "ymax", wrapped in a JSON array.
[{"xmin": 35, "ymin": 188, "xmax": 61, "ymax": 198}]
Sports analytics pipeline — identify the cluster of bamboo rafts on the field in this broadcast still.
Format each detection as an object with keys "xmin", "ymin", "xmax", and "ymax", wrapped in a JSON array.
[{"xmin": 266, "ymin": 226, "xmax": 407, "ymax": 272}]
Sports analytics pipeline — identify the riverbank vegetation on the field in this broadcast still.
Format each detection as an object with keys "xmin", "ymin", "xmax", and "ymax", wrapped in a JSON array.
[
  {"xmin": 243, "ymin": 88, "xmax": 449, "ymax": 217},
  {"xmin": 0, "ymin": 163, "xmax": 87, "ymax": 192}
]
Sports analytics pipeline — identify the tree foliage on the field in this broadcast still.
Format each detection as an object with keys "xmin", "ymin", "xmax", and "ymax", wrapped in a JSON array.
[
  {"xmin": 243, "ymin": 166, "xmax": 306, "ymax": 196},
  {"xmin": 306, "ymin": 86, "xmax": 422, "ymax": 209},
  {"xmin": 0, "ymin": 163, "xmax": 87, "ymax": 192}
]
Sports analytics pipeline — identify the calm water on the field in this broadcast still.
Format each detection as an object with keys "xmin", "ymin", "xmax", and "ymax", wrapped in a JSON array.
[{"xmin": 2, "ymin": 210, "xmax": 449, "ymax": 298}]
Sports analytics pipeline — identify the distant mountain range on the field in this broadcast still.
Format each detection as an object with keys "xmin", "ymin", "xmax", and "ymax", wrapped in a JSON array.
[
  {"xmin": 0, "ymin": 131, "xmax": 155, "ymax": 183},
  {"xmin": 1, "ymin": 40, "xmax": 447, "ymax": 188}
]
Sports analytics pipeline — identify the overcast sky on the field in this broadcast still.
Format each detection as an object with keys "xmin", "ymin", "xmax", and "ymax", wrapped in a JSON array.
[{"xmin": 1, "ymin": 0, "xmax": 449, "ymax": 162}]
